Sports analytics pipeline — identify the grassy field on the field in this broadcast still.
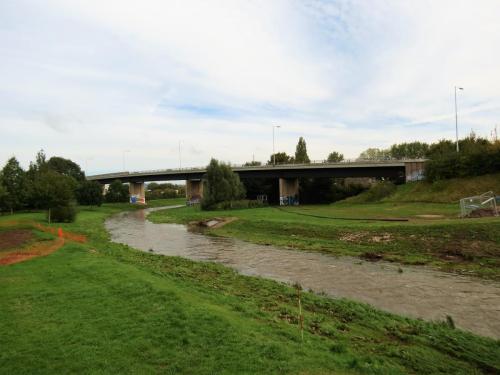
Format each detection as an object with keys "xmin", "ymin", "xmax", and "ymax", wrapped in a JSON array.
[
  {"xmin": 149, "ymin": 196, "xmax": 500, "ymax": 280},
  {"xmin": 384, "ymin": 173, "xmax": 500, "ymax": 203},
  {"xmin": 1, "ymin": 201, "xmax": 500, "ymax": 374}
]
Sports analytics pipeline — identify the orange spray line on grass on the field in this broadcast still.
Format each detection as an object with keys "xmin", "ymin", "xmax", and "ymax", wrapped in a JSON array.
[{"xmin": 0, "ymin": 221, "xmax": 87, "ymax": 266}]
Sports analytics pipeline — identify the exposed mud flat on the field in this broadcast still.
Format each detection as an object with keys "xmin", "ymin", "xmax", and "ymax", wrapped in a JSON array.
[{"xmin": 105, "ymin": 206, "xmax": 500, "ymax": 338}]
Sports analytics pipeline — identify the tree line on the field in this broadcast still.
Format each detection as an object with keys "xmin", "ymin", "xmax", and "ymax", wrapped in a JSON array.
[
  {"xmin": 204, "ymin": 133, "xmax": 500, "ymax": 209},
  {"xmin": 263, "ymin": 133, "xmax": 499, "ymax": 182},
  {"xmin": 0, "ymin": 150, "xmax": 104, "ymax": 221},
  {"xmin": 356, "ymin": 134, "xmax": 500, "ymax": 181},
  {"xmin": 146, "ymin": 182, "xmax": 185, "ymax": 200}
]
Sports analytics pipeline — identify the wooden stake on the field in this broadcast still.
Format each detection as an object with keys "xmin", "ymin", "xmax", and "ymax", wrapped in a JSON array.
[{"xmin": 296, "ymin": 285, "xmax": 304, "ymax": 342}]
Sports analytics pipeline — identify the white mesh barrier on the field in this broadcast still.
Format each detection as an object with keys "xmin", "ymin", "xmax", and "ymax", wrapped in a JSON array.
[{"xmin": 460, "ymin": 191, "xmax": 498, "ymax": 218}]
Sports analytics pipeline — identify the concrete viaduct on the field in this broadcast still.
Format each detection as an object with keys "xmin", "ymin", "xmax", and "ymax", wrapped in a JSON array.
[{"xmin": 87, "ymin": 160, "xmax": 425, "ymax": 205}]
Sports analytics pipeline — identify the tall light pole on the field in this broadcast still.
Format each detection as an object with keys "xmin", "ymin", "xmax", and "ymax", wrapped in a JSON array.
[
  {"xmin": 178, "ymin": 140, "xmax": 182, "ymax": 169},
  {"xmin": 122, "ymin": 150, "xmax": 130, "ymax": 171},
  {"xmin": 272, "ymin": 125, "xmax": 281, "ymax": 166},
  {"xmin": 455, "ymin": 86, "xmax": 464, "ymax": 153}
]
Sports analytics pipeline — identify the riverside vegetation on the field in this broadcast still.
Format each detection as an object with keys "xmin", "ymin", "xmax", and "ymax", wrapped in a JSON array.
[
  {"xmin": 150, "ymin": 173, "xmax": 500, "ymax": 280},
  {"xmin": 1, "ymin": 199, "xmax": 499, "ymax": 374}
]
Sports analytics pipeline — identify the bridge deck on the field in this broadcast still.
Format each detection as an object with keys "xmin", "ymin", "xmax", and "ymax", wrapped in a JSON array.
[{"xmin": 88, "ymin": 160, "xmax": 425, "ymax": 183}]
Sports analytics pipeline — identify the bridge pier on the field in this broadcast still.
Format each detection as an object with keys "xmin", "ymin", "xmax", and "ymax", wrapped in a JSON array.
[
  {"xmin": 279, "ymin": 177, "xmax": 299, "ymax": 205},
  {"xmin": 129, "ymin": 182, "xmax": 146, "ymax": 204},
  {"xmin": 404, "ymin": 161, "xmax": 425, "ymax": 182},
  {"xmin": 186, "ymin": 179, "xmax": 204, "ymax": 202}
]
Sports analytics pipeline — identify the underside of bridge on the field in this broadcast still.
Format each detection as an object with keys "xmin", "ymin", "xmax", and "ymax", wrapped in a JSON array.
[{"xmin": 92, "ymin": 160, "xmax": 426, "ymax": 205}]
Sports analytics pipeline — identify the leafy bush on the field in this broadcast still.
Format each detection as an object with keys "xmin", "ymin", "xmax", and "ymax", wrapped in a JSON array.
[
  {"xmin": 105, "ymin": 180, "xmax": 129, "ymax": 203},
  {"xmin": 201, "ymin": 159, "xmax": 245, "ymax": 210},
  {"xmin": 49, "ymin": 205, "xmax": 77, "ymax": 223},
  {"xmin": 77, "ymin": 180, "xmax": 103, "ymax": 206},
  {"xmin": 146, "ymin": 182, "xmax": 185, "ymax": 200},
  {"xmin": 425, "ymin": 137, "xmax": 500, "ymax": 181}
]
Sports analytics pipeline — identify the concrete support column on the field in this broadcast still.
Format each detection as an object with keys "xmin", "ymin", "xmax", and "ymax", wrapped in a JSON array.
[
  {"xmin": 186, "ymin": 179, "xmax": 204, "ymax": 202},
  {"xmin": 405, "ymin": 161, "xmax": 425, "ymax": 182},
  {"xmin": 129, "ymin": 182, "xmax": 146, "ymax": 204},
  {"xmin": 279, "ymin": 177, "xmax": 299, "ymax": 205}
]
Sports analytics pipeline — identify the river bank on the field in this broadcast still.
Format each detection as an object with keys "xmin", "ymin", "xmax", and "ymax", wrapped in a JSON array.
[
  {"xmin": 1, "ymin": 202, "xmax": 499, "ymax": 374},
  {"xmin": 149, "ymin": 202, "xmax": 500, "ymax": 280}
]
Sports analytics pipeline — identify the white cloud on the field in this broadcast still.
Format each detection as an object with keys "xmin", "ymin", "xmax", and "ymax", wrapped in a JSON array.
[{"xmin": 1, "ymin": 0, "xmax": 499, "ymax": 174}]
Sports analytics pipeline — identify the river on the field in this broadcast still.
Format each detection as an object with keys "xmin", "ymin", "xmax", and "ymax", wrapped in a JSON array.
[{"xmin": 105, "ymin": 206, "xmax": 500, "ymax": 338}]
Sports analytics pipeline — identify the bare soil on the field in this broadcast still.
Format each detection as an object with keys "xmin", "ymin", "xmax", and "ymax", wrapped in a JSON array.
[
  {"xmin": 0, "ymin": 229, "xmax": 33, "ymax": 251},
  {"xmin": 0, "ymin": 223, "xmax": 86, "ymax": 266},
  {"xmin": 192, "ymin": 217, "xmax": 239, "ymax": 229},
  {"xmin": 0, "ymin": 238, "xmax": 65, "ymax": 265},
  {"xmin": 466, "ymin": 208, "xmax": 500, "ymax": 218}
]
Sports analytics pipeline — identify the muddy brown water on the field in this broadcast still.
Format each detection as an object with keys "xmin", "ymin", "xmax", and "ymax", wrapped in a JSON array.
[{"xmin": 105, "ymin": 206, "xmax": 500, "ymax": 338}]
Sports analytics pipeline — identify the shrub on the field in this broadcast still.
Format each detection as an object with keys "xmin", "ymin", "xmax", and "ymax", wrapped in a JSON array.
[
  {"xmin": 425, "ymin": 136, "xmax": 500, "ymax": 181},
  {"xmin": 77, "ymin": 180, "xmax": 103, "ymax": 206},
  {"xmin": 49, "ymin": 205, "xmax": 77, "ymax": 223},
  {"xmin": 201, "ymin": 159, "xmax": 245, "ymax": 210},
  {"xmin": 105, "ymin": 180, "xmax": 129, "ymax": 203}
]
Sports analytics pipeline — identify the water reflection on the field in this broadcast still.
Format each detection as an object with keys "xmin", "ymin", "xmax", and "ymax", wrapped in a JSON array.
[{"xmin": 105, "ymin": 206, "xmax": 500, "ymax": 338}]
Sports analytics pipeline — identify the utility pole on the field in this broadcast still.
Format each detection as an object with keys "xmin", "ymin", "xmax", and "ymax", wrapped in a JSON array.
[
  {"xmin": 122, "ymin": 150, "xmax": 130, "ymax": 171},
  {"xmin": 455, "ymin": 86, "xmax": 464, "ymax": 153},
  {"xmin": 178, "ymin": 140, "xmax": 182, "ymax": 169},
  {"xmin": 273, "ymin": 125, "xmax": 280, "ymax": 166}
]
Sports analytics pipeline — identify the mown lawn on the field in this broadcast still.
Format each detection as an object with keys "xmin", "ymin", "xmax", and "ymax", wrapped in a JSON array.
[
  {"xmin": 149, "ymin": 202, "xmax": 500, "ymax": 280},
  {"xmin": 1, "ymin": 203, "xmax": 499, "ymax": 374}
]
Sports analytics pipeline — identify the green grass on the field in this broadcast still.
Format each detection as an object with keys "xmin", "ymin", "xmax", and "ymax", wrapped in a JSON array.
[
  {"xmin": 1, "ymin": 204, "xmax": 499, "ymax": 374},
  {"xmin": 145, "ymin": 197, "xmax": 186, "ymax": 207},
  {"xmin": 385, "ymin": 173, "xmax": 500, "ymax": 203},
  {"xmin": 149, "ymin": 200, "xmax": 500, "ymax": 280}
]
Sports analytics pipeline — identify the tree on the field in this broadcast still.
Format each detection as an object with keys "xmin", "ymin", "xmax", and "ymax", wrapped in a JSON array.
[
  {"xmin": 295, "ymin": 137, "xmax": 310, "ymax": 163},
  {"xmin": 267, "ymin": 152, "xmax": 294, "ymax": 165},
  {"xmin": 424, "ymin": 134, "xmax": 500, "ymax": 181},
  {"xmin": 426, "ymin": 139, "xmax": 455, "ymax": 159},
  {"xmin": 389, "ymin": 142, "xmax": 429, "ymax": 159},
  {"xmin": 77, "ymin": 180, "xmax": 103, "ymax": 206},
  {"xmin": 0, "ymin": 175, "xmax": 8, "ymax": 213},
  {"xmin": 30, "ymin": 170, "xmax": 77, "ymax": 222},
  {"xmin": 244, "ymin": 161, "xmax": 262, "ymax": 166},
  {"xmin": 47, "ymin": 156, "xmax": 85, "ymax": 182},
  {"xmin": 327, "ymin": 151, "xmax": 344, "ymax": 163},
  {"xmin": 1, "ymin": 157, "xmax": 28, "ymax": 213},
  {"xmin": 146, "ymin": 182, "xmax": 185, "ymax": 200},
  {"xmin": 357, "ymin": 148, "xmax": 391, "ymax": 161},
  {"xmin": 105, "ymin": 180, "xmax": 130, "ymax": 203},
  {"xmin": 201, "ymin": 159, "xmax": 245, "ymax": 210}
]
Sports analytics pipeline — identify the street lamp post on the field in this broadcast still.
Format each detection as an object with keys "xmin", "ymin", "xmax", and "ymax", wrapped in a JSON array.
[
  {"xmin": 122, "ymin": 150, "xmax": 130, "ymax": 171},
  {"xmin": 272, "ymin": 125, "xmax": 281, "ymax": 166},
  {"xmin": 178, "ymin": 140, "xmax": 182, "ymax": 169},
  {"xmin": 455, "ymin": 86, "xmax": 464, "ymax": 153}
]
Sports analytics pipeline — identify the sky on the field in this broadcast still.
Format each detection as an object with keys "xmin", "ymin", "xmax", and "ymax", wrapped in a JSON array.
[{"xmin": 1, "ymin": 0, "xmax": 499, "ymax": 175}]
